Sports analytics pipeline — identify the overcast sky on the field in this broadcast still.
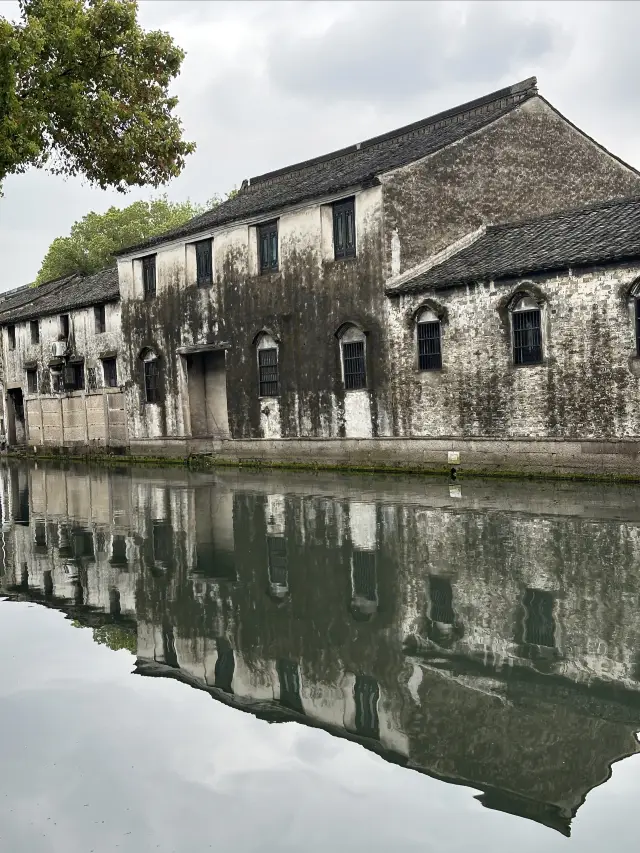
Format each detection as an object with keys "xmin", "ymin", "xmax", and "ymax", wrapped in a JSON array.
[{"xmin": 1, "ymin": 0, "xmax": 640, "ymax": 291}]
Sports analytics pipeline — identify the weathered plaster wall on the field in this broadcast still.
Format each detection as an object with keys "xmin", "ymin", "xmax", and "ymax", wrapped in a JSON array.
[
  {"xmin": 118, "ymin": 185, "xmax": 388, "ymax": 442},
  {"xmin": 387, "ymin": 262, "xmax": 640, "ymax": 440},
  {"xmin": 382, "ymin": 97, "xmax": 640, "ymax": 276}
]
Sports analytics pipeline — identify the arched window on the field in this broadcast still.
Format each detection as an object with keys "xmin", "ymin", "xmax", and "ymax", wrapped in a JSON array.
[
  {"xmin": 339, "ymin": 324, "xmax": 367, "ymax": 390},
  {"xmin": 511, "ymin": 294, "xmax": 542, "ymax": 365},
  {"xmin": 255, "ymin": 332, "xmax": 279, "ymax": 397},
  {"xmin": 140, "ymin": 348, "xmax": 159, "ymax": 403},
  {"xmin": 416, "ymin": 308, "xmax": 442, "ymax": 370}
]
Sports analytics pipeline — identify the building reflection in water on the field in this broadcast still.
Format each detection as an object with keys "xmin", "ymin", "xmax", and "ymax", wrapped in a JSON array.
[{"xmin": 3, "ymin": 461, "xmax": 640, "ymax": 837}]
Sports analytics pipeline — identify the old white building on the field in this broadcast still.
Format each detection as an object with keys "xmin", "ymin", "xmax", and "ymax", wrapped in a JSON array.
[
  {"xmin": 4, "ymin": 76, "xmax": 640, "ymax": 475},
  {"xmin": 0, "ymin": 267, "xmax": 127, "ymax": 448}
]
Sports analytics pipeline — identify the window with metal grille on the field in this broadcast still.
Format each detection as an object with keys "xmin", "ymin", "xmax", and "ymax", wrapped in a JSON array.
[
  {"xmin": 512, "ymin": 297, "xmax": 542, "ymax": 365},
  {"xmin": 94, "ymin": 304, "xmax": 106, "ymax": 334},
  {"xmin": 59, "ymin": 314, "xmax": 69, "ymax": 338},
  {"xmin": 354, "ymin": 675, "xmax": 380, "ymax": 739},
  {"xmin": 142, "ymin": 255, "xmax": 156, "ymax": 299},
  {"xmin": 333, "ymin": 197, "xmax": 356, "ymax": 260},
  {"xmin": 30, "ymin": 320, "xmax": 39, "ymax": 344},
  {"xmin": 267, "ymin": 535, "xmax": 288, "ymax": 588},
  {"xmin": 258, "ymin": 220, "xmax": 278, "ymax": 273},
  {"xmin": 258, "ymin": 347, "xmax": 279, "ymax": 396},
  {"xmin": 429, "ymin": 575, "xmax": 455, "ymax": 624},
  {"xmin": 195, "ymin": 239, "xmax": 213, "ymax": 285},
  {"xmin": 352, "ymin": 550, "xmax": 377, "ymax": 603},
  {"xmin": 102, "ymin": 357, "xmax": 118, "ymax": 388},
  {"xmin": 523, "ymin": 588, "xmax": 555, "ymax": 647},
  {"xmin": 7, "ymin": 324, "xmax": 15, "ymax": 350},
  {"xmin": 144, "ymin": 359, "xmax": 159, "ymax": 403},
  {"xmin": 26, "ymin": 369, "xmax": 38, "ymax": 394},
  {"xmin": 417, "ymin": 319, "xmax": 442, "ymax": 370},
  {"xmin": 342, "ymin": 340, "xmax": 366, "ymax": 389}
]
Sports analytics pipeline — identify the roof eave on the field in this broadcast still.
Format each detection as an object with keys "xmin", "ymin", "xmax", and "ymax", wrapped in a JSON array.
[{"xmin": 386, "ymin": 253, "xmax": 640, "ymax": 296}]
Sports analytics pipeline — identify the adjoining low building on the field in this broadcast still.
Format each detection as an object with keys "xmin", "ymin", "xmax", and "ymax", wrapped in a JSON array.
[
  {"xmin": 5, "ymin": 75, "xmax": 640, "ymax": 475},
  {"xmin": 0, "ymin": 267, "xmax": 126, "ymax": 449},
  {"xmin": 383, "ymin": 195, "xmax": 640, "ymax": 474}
]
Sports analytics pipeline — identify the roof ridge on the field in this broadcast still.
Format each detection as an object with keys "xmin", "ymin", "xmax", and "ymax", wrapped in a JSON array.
[
  {"xmin": 487, "ymin": 193, "xmax": 640, "ymax": 234},
  {"xmin": 247, "ymin": 77, "xmax": 538, "ymax": 188}
]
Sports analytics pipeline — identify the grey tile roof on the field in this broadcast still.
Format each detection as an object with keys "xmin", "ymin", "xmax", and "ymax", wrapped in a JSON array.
[
  {"xmin": 0, "ymin": 266, "xmax": 119, "ymax": 326},
  {"xmin": 387, "ymin": 195, "xmax": 640, "ymax": 295},
  {"xmin": 115, "ymin": 77, "xmax": 539, "ymax": 257}
]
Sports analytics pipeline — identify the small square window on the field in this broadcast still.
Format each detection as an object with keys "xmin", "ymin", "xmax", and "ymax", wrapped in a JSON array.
[
  {"xmin": 30, "ymin": 320, "xmax": 40, "ymax": 344},
  {"xmin": 102, "ymin": 357, "xmax": 118, "ymax": 388},
  {"xmin": 94, "ymin": 304, "xmax": 106, "ymax": 334},
  {"xmin": 7, "ymin": 324, "xmax": 15, "ymax": 350},
  {"xmin": 195, "ymin": 239, "xmax": 213, "ymax": 286},
  {"xmin": 144, "ymin": 359, "xmax": 159, "ymax": 403},
  {"xmin": 141, "ymin": 255, "xmax": 156, "ymax": 300},
  {"xmin": 26, "ymin": 369, "xmax": 38, "ymax": 394},
  {"xmin": 59, "ymin": 314, "xmax": 70, "ymax": 338},
  {"xmin": 333, "ymin": 198, "xmax": 356, "ymax": 260},
  {"xmin": 258, "ymin": 221, "xmax": 279, "ymax": 274}
]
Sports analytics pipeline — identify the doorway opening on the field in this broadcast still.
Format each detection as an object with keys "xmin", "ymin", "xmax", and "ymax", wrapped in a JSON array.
[
  {"xmin": 7, "ymin": 388, "xmax": 26, "ymax": 446},
  {"xmin": 186, "ymin": 350, "xmax": 230, "ymax": 437}
]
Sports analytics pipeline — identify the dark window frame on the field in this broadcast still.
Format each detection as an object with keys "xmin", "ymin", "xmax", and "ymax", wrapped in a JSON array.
[
  {"xmin": 141, "ymin": 255, "xmax": 157, "ymax": 300},
  {"xmin": 7, "ymin": 324, "xmax": 15, "ymax": 350},
  {"xmin": 30, "ymin": 320, "xmax": 40, "ymax": 344},
  {"xmin": 59, "ymin": 314, "xmax": 70, "ymax": 338},
  {"xmin": 333, "ymin": 197, "xmax": 356, "ymax": 260},
  {"xmin": 258, "ymin": 220, "xmax": 279, "ymax": 274},
  {"xmin": 342, "ymin": 339, "xmax": 367, "ymax": 390},
  {"xmin": 94, "ymin": 304, "xmax": 106, "ymax": 334},
  {"xmin": 512, "ymin": 298, "xmax": 543, "ymax": 365},
  {"xmin": 26, "ymin": 368, "xmax": 38, "ymax": 395},
  {"xmin": 258, "ymin": 347, "xmax": 279, "ymax": 397},
  {"xmin": 63, "ymin": 361, "xmax": 85, "ymax": 391},
  {"xmin": 144, "ymin": 359, "xmax": 159, "ymax": 404},
  {"xmin": 195, "ymin": 239, "xmax": 213, "ymax": 286},
  {"xmin": 417, "ymin": 319, "xmax": 442, "ymax": 370},
  {"xmin": 102, "ymin": 357, "xmax": 118, "ymax": 388}
]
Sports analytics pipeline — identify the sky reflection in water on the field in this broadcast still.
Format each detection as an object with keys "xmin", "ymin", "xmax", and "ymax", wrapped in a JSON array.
[{"xmin": 1, "ymin": 461, "xmax": 640, "ymax": 852}]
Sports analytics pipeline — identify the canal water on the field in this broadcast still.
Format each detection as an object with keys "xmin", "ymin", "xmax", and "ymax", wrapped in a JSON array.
[{"xmin": 1, "ymin": 461, "xmax": 640, "ymax": 851}]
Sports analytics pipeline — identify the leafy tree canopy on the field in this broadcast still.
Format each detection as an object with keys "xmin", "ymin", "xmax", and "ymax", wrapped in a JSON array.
[
  {"xmin": 35, "ymin": 193, "xmax": 234, "ymax": 283},
  {"xmin": 0, "ymin": 0, "xmax": 195, "ymax": 193},
  {"xmin": 92, "ymin": 623, "xmax": 137, "ymax": 654}
]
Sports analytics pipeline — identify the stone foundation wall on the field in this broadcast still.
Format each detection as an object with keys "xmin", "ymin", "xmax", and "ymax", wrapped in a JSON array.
[{"xmin": 17, "ymin": 434, "xmax": 640, "ymax": 479}]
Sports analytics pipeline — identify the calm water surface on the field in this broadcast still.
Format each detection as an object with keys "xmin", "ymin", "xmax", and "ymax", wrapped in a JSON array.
[{"xmin": 2, "ymin": 461, "xmax": 640, "ymax": 851}]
